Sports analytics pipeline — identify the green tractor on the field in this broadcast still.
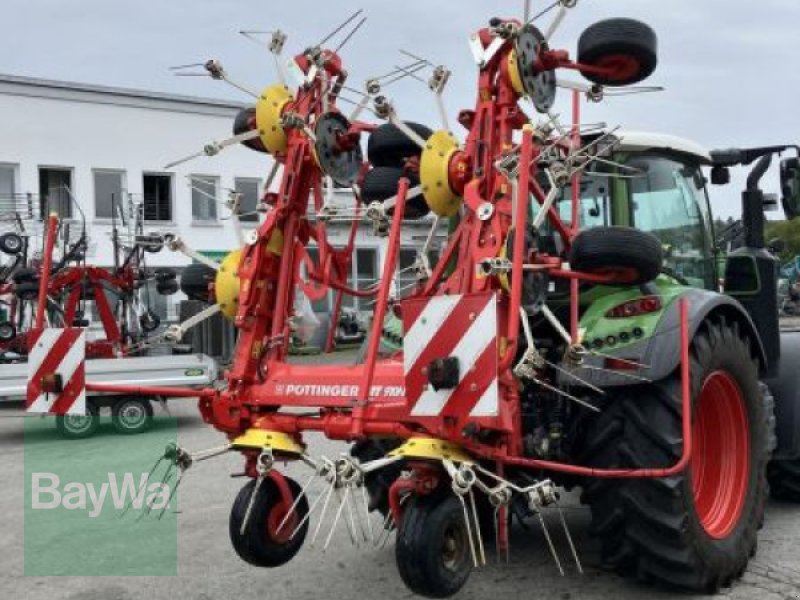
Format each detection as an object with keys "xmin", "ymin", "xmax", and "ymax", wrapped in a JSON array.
[{"xmin": 359, "ymin": 132, "xmax": 800, "ymax": 592}]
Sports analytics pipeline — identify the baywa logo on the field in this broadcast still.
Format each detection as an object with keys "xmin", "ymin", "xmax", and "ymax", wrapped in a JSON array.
[{"xmin": 31, "ymin": 472, "xmax": 172, "ymax": 518}]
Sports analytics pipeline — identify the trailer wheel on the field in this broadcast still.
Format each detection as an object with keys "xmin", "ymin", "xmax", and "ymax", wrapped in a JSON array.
[
  {"xmin": 362, "ymin": 167, "xmax": 430, "ymax": 219},
  {"xmin": 367, "ymin": 122, "xmax": 432, "ymax": 168},
  {"xmin": 229, "ymin": 476, "xmax": 308, "ymax": 567},
  {"xmin": 569, "ymin": 226, "xmax": 662, "ymax": 285},
  {"xmin": 111, "ymin": 397, "xmax": 153, "ymax": 434},
  {"xmin": 56, "ymin": 403, "xmax": 100, "ymax": 439},
  {"xmin": 396, "ymin": 493, "xmax": 473, "ymax": 598},
  {"xmin": 0, "ymin": 321, "xmax": 16, "ymax": 342},
  {"xmin": 578, "ymin": 18, "xmax": 657, "ymax": 86},
  {"xmin": 0, "ymin": 232, "xmax": 23, "ymax": 255},
  {"xmin": 580, "ymin": 318, "xmax": 769, "ymax": 592}
]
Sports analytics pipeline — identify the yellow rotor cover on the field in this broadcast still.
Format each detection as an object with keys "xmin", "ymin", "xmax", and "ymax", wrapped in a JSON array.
[
  {"xmin": 255, "ymin": 84, "xmax": 293, "ymax": 155},
  {"xmin": 420, "ymin": 130, "xmax": 462, "ymax": 218},
  {"xmin": 231, "ymin": 429, "xmax": 303, "ymax": 455},
  {"xmin": 507, "ymin": 50, "xmax": 525, "ymax": 96},
  {"xmin": 389, "ymin": 437, "xmax": 473, "ymax": 464},
  {"xmin": 215, "ymin": 249, "xmax": 242, "ymax": 320}
]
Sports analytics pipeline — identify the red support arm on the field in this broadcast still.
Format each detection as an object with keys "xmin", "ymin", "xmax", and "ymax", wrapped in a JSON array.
[{"xmin": 35, "ymin": 214, "xmax": 59, "ymax": 329}]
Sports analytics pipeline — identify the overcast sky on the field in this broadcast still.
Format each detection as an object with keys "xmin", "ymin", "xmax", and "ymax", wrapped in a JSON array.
[{"xmin": 4, "ymin": 0, "xmax": 799, "ymax": 218}]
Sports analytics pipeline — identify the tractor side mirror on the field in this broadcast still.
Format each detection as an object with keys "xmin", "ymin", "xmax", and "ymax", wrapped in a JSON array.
[
  {"xmin": 781, "ymin": 157, "xmax": 800, "ymax": 218},
  {"xmin": 710, "ymin": 165, "xmax": 730, "ymax": 185}
]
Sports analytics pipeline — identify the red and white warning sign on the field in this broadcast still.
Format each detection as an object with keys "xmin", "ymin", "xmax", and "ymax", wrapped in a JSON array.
[
  {"xmin": 26, "ymin": 328, "xmax": 86, "ymax": 416},
  {"xmin": 402, "ymin": 293, "xmax": 499, "ymax": 418}
]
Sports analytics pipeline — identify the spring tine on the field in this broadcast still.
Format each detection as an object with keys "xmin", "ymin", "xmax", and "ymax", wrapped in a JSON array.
[
  {"xmin": 469, "ymin": 489, "xmax": 486, "ymax": 566},
  {"xmin": 376, "ymin": 510, "xmax": 393, "ymax": 547},
  {"xmin": 533, "ymin": 377, "xmax": 601, "ymax": 413},
  {"xmin": 556, "ymin": 505, "xmax": 583, "ymax": 574},
  {"xmin": 324, "ymin": 487, "xmax": 351, "ymax": 550},
  {"xmin": 121, "ymin": 456, "xmax": 163, "ymax": 517},
  {"xmin": 309, "ymin": 480, "xmax": 337, "ymax": 545},
  {"xmin": 544, "ymin": 358, "xmax": 605, "ymax": 395},
  {"xmin": 379, "ymin": 515, "xmax": 395, "ymax": 549},
  {"xmin": 276, "ymin": 472, "xmax": 317, "ymax": 534},
  {"xmin": 361, "ymin": 485, "xmax": 374, "ymax": 543},
  {"xmin": 138, "ymin": 467, "xmax": 174, "ymax": 522},
  {"xmin": 239, "ymin": 475, "xmax": 266, "ymax": 535},
  {"xmin": 494, "ymin": 506, "xmax": 501, "ymax": 563},
  {"xmin": 457, "ymin": 494, "xmax": 479, "ymax": 568},
  {"xmin": 538, "ymin": 512, "xmax": 565, "ymax": 576},
  {"xmin": 345, "ymin": 485, "xmax": 362, "ymax": 546},
  {"xmin": 157, "ymin": 470, "xmax": 185, "ymax": 520},
  {"xmin": 290, "ymin": 482, "xmax": 327, "ymax": 540},
  {"xmin": 580, "ymin": 364, "xmax": 652, "ymax": 383}
]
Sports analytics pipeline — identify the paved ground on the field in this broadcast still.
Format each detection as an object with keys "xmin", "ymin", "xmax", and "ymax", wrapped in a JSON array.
[{"xmin": 3, "ymin": 373, "xmax": 800, "ymax": 599}]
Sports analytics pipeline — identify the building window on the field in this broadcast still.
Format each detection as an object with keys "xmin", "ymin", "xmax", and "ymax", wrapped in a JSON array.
[
  {"xmin": 94, "ymin": 170, "xmax": 126, "ymax": 219},
  {"xmin": 234, "ymin": 178, "xmax": 261, "ymax": 223},
  {"xmin": 0, "ymin": 164, "xmax": 16, "ymax": 200},
  {"xmin": 191, "ymin": 175, "xmax": 218, "ymax": 222},
  {"xmin": 142, "ymin": 173, "xmax": 172, "ymax": 221},
  {"xmin": 39, "ymin": 167, "xmax": 73, "ymax": 218}
]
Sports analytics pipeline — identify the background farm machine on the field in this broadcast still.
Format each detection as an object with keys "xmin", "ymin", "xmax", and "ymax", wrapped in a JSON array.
[{"xmin": 66, "ymin": 2, "xmax": 800, "ymax": 597}]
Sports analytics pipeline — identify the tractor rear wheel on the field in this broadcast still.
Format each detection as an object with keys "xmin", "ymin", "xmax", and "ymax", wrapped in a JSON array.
[
  {"xmin": 229, "ymin": 476, "xmax": 308, "ymax": 567},
  {"xmin": 396, "ymin": 492, "xmax": 473, "ymax": 598},
  {"xmin": 581, "ymin": 318, "xmax": 769, "ymax": 592}
]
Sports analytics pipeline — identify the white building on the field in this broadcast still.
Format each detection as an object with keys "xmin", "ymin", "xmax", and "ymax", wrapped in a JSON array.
[{"xmin": 0, "ymin": 74, "xmax": 441, "ymax": 323}]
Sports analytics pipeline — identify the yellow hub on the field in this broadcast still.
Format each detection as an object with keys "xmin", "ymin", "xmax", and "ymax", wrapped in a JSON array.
[
  {"xmin": 389, "ymin": 437, "xmax": 473, "ymax": 464},
  {"xmin": 255, "ymin": 84, "xmax": 293, "ymax": 155},
  {"xmin": 215, "ymin": 249, "xmax": 242, "ymax": 320},
  {"xmin": 420, "ymin": 130, "xmax": 462, "ymax": 218},
  {"xmin": 507, "ymin": 50, "xmax": 525, "ymax": 96},
  {"xmin": 231, "ymin": 429, "xmax": 304, "ymax": 455}
]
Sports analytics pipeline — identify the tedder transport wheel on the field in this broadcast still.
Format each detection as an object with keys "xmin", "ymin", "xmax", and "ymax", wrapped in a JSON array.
[
  {"xmin": 396, "ymin": 493, "xmax": 473, "ymax": 598},
  {"xmin": 56, "ymin": 402, "xmax": 100, "ymax": 439},
  {"xmin": 111, "ymin": 397, "xmax": 153, "ymax": 435},
  {"xmin": 577, "ymin": 18, "xmax": 657, "ymax": 86},
  {"xmin": 569, "ymin": 226, "xmax": 663, "ymax": 285},
  {"xmin": 362, "ymin": 167, "xmax": 430, "ymax": 219},
  {"xmin": 367, "ymin": 121, "xmax": 432, "ymax": 168},
  {"xmin": 229, "ymin": 476, "xmax": 309, "ymax": 567},
  {"xmin": 580, "ymin": 318, "xmax": 770, "ymax": 592}
]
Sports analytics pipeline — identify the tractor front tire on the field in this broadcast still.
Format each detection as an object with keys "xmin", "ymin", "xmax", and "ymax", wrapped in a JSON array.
[
  {"xmin": 581, "ymin": 318, "xmax": 769, "ymax": 592},
  {"xmin": 396, "ymin": 492, "xmax": 473, "ymax": 598},
  {"xmin": 229, "ymin": 476, "xmax": 308, "ymax": 568}
]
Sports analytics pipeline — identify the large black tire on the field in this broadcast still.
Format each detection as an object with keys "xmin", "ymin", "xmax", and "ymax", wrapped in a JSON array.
[
  {"xmin": 56, "ymin": 402, "xmax": 100, "ymax": 439},
  {"xmin": 351, "ymin": 438, "xmax": 403, "ymax": 515},
  {"xmin": 578, "ymin": 18, "xmax": 657, "ymax": 86},
  {"xmin": 156, "ymin": 279, "xmax": 179, "ymax": 296},
  {"xmin": 367, "ymin": 122, "xmax": 432, "ymax": 168},
  {"xmin": 229, "ymin": 476, "xmax": 309, "ymax": 567},
  {"xmin": 580, "ymin": 318, "xmax": 770, "ymax": 592},
  {"xmin": 362, "ymin": 167, "xmax": 429, "ymax": 219},
  {"xmin": 0, "ymin": 232, "xmax": 24, "ymax": 255},
  {"xmin": 180, "ymin": 263, "xmax": 216, "ymax": 302},
  {"xmin": 396, "ymin": 492, "xmax": 473, "ymax": 598},
  {"xmin": 233, "ymin": 106, "xmax": 268, "ymax": 153},
  {"xmin": 569, "ymin": 226, "xmax": 662, "ymax": 285},
  {"xmin": 111, "ymin": 397, "xmax": 153, "ymax": 434}
]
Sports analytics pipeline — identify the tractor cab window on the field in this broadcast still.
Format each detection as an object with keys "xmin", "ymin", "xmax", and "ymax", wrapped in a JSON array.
[
  {"xmin": 554, "ymin": 176, "xmax": 611, "ymax": 229},
  {"xmin": 626, "ymin": 155, "xmax": 714, "ymax": 288}
]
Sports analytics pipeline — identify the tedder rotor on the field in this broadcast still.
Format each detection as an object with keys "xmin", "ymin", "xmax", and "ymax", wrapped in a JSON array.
[{"xmin": 93, "ymin": 2, "xmax": 793, "ymax": 596}]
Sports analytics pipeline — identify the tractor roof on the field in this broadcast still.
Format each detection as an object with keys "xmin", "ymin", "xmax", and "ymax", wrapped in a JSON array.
[{"xmin": 614, "ymin": 130, "xmax": 713, "ymax": 165}]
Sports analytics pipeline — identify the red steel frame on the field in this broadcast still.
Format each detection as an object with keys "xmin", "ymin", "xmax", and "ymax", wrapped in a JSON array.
[{"xmin": 88, "ymin": 21, "xmax": 695, "ymax": 490}]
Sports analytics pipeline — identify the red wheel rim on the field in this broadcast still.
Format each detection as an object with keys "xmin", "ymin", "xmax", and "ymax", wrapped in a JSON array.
[
  {"xmin": 690, "ymin": 371, "xmax": 750, "ymax": 539},
  {"xmin": 594, "ymin": 54, "xmax": 641, "ymax": 82},
  {"xmin": 266, "ymin": 501, "xmax": 297, "ymax": 545}
]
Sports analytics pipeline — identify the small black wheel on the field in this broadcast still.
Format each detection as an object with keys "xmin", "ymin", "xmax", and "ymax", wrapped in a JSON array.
[
  {"xmin": 229, "ymin": 476, "xmax": 309, "ymax": 567},
  {"xmin": 362, "ymin": 167, "xmax": 429, "ymax": 219},
  {"xmin": 569, "ymin": 226, "xmax": 662, "ymax": 285},
  {"xmin": 233, "ymin": 106, "xmax": 268, "ymax": 153},
  {"xmin": 56, "ymin": 402, "xmax": 100, "ymax": 439},
  {"xmin": 578, "ymin": 18, "xmax": 657, "ymax": 86},
  {"xmin": 15, "ymin": 281, "xmax": 40, "ymax": 301},
  {"xmin": 396, "ymin": 493, "xmax": 473, "ymax": 598},
  {"xmin": 0, "ymin": 321, "xmax": 16, "ymax": 342},
  {"xmin": 0, "ymin": 232, "xmax": 24, "ymax": 255},
  {"xmin": 180, "ymin": 263, "xmax": 216, "ymax": 302},
  {"xmin": 111, "ymin": 397, "xmax": 153, "ymax": 434},
  {"xmin": 156, "ymin": 279, "xmax": 179, "ymax": 296},
  {"xmin": 154, "ymin": 268, "xmax": 177, "ymax": 283},
  {"xmin": 12, "ymin": 267, "xmax": 37, "ymax": 284},
  {"xmin": 139, "ymin": 311, "xmax": 161, "ymax": 333},
  {"xmin": 367, "ymin": 122, "xmax": 432, "ymax": 168}
]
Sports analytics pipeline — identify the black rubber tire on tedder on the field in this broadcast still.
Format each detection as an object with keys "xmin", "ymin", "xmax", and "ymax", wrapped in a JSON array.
[
  {"xmin": 233, "ymin": 106, "xmax": 268, "ymax": 153},
  {"xmin": 351, "ymin": 438, "xmax": 403, "ymax": 516},
  {"xmin": 578, "ymin": 18, "xmax": 657, "ymax": 86},
  {"xmin": 367, "ymin": 122, "xmax": 432, "ymax": 168},
  {"xmin": 229, "ymin": 476, "xmax": 309, "ymax": 567},
  {"xmin": 362, "ymin": 167, "xmax": 429, "ymax": 219},
  {"xmin": 569, "ymin": 226, "xmax": 662, "ymax": 285},
  {"xmin": 180, "ymin": 263, "xmax": 216, "ymax": 302},
  {"xmin": 0, "ymin": 232, "xmax": 24, "ymax": 255},
  {"xmin": 396, "ymin": 492, "xmax": 473, "ymax": 598},
  {"xmin": 580, "ymin": 317, "xmax": 770, "ymax": 592}
]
